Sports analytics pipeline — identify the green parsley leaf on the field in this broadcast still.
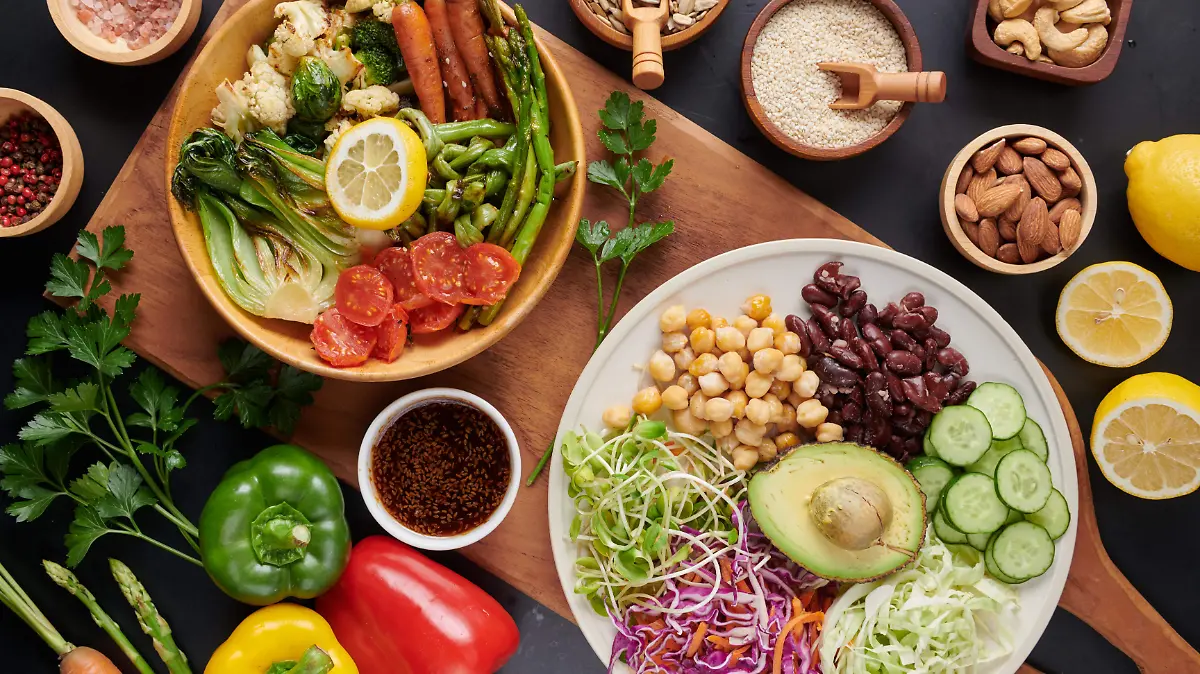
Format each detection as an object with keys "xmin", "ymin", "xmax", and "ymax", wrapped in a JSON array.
[
  {"xmin": 6, "ymin": 485, "xmax": 60, "ymax": 522},
  {"xmin": 213, "ymin": 382, "xmax": 274, "ymax": 429},
  {"xmin": 66, "ymin": 505, "xmax": 112, "ymax": 567},
  {"xmin": 616, "ymin": 220, "xmax": 675, "ymax": 267},
  {"xmin": 5, "ymin": 357, "xmax": 59, "ymax": 410},
  {"xmin": 586, "ymin": 160, "xmax": 625, "ymax": 193},
  {"xmin": 45, "ymin": 254, "xmax": 91, "ymax": 302},
  {"xmin": 69, "ymin": 463, "xmax": 110, "ymax": 503},
  {"xmin": 19, "ymin": 413, "xmax": 80, "ymax": 445},
  {"xmin": 217, "ymin": 339, "xmax": 274, "ymax": 383},
  {"xmin": 77, "ymin": 226, "xmax": 133, "ymax": 272},
  {"xmin": 93, "ymin": 462, "xmax": 156, "ymax": 521},
  {"xmin": 575, "ymin": 219, "xmax": 611, "ymax": 256},
  {"xmin": 66, "ymin": 319, "xmax": 136, "ymax": 377},
  {"xmin": 26, "ymin": 311, "xmax": 72, "ymax": 355},
  {"xmin": 598, "ymin": 91, "xmax": 639, "ymax": 131},
  {"xmin": 0, "ymin": 443, "xmax": 50, "ymax": 495},
  {"xmin": 46, "ymin": 383, "xmax": 101, "ymax": 414},
  {"xmin": 632, "ymin": 158, "xmax": 674, "ymax": 196},
  {"xmin": 112, "ymin": 294, "xmax": 140, "ymax": 329},
  {"xmin": 626, "ymin": 118, "xmax": 656, "ymax": 153},
  {"xmin": 597, "ymin": 128, "xmax": 629, "ymax": 156},
  {"xmin": 129, "ymin": 369, "xmax": 183, "ymax": 432},
  {"xmin": 268, "ymin": 366, "xmax": 323, "ymax": 436}
]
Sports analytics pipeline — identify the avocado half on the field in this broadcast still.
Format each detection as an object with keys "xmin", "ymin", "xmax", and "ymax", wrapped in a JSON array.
[{"xmin": 748, "ymin": 442, "xmax": 927, "ymax": 582}]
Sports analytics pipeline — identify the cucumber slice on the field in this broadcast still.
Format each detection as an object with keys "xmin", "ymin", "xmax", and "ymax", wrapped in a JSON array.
[
  {"xmin": 966, "ymin": 437, "xmax": 1024, "ymax": 476},
  {"xmin": 1005, "ymin": 508, "xmax": 1025, "ymax": 525},
  {"xmin": 966, "ymin": 382, "xmax": 1027, "ymax": 440},
  {"xmin": 985, "ymin": 535, "xmax": 1026, "ymax": 584},
  {"xmin": 907, "ymin": 456, "xmax": 956, "ymax": 512},
  {"xmin": 995, "ymin": 449, "xmax": 1053, "ymax": 513},
  {"xmin": 942, "ymin": 473, "xmax": 1009, "ymax": 534},
  {"xmin": 967, "ymin": 531, "xmax": 992, "ymax": 551},
  {"xmin": 928, "ymin": 406, "xmax": 993, "ymax": 466},
  {"xmin": 1018, "ymin": 418, "xmax": 1049, "ymax": 462},
  {"xmin": 990, "ymin": 521, "xmax": 1055, "ymax": 581},
  {"xmin": 1025, "ymin": 488, "xmax": 1071, "ymax": 540},
  {"xmin": 933, "ymin": 508, "xmax": 968, "ymax": 545},
  {"xmin": 923, "ymin": 430, "xmax": 938, "ymax": 458}
]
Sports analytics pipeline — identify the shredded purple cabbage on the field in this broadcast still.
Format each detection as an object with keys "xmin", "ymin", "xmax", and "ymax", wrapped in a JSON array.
[{"xmin": 608, "ymin": 504, "xmax": 829, "ymax": 674}]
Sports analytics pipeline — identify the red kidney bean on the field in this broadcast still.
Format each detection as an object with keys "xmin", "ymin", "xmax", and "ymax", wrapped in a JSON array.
[
  {"xmin": 900, "ymin": 292, "xmax": 925, "ymax": 311},
  {"xmin": 885, "ymin": 350, "xmax": 922, "ymax": 375},
  {"xmin": 893, "ymin": 312, "xmax": 929, "ymax": 332},
  {"xmin": 886, "ymin": 372, "xmax": 906, "ymax": 402},
  {"xmin": 845, "ymin": 424, "xmax": 864, "ymax": 444},
  {"xmin": 877, "ymin": 303, "xmax": 900, "ymax": 327},
  {"xmin": 889, "ymin": 329, "xmax": 918, "ymax": 352},
  {"xmin": 901, "ymin": 376, "xmax": 941, "ymax": 413},
  {"xmin": 863, "ymin": 414, "xmax": 890, "ymax": 447},
  {"xmin": 923, "ymin": 337, "xmax": 940, "ymax": 371},
  {"xmin": 886, "ymin": 435, "xmax": 906, "ymax": 459},
  {"xmin": 806, "ymin": 317, "xmax": 831, "ymax": 355},
  {"xmin": 859, "ymin": 303, "xmax": 878, "ymax": 325},
  {"xmin": 811, "ymin": 303, "xmax": 842, "ymax": 338},
  {"xmin": 893, "ymin": 402, "xmax": 914, "ymax": 419},
  {"xmin": 894, "ymin": 415, "xmax": 926, "ymax": 437},
  {"xmin": 837, "ymin": 274, "xmax": 861, "ymax": 300},
  {"xmin": 920, "ymin": 325, "xmax": 951, "ymax": 349},
  {"xmin": 916, "ymin": 410, "xmax": 934, "ymax": 428},
  {"xmin": 848, "ymin": 386, "xmax": 865, "ymax": 408},
  {"xmin": 840, "ymin": 289, "xmax": 868, "ymax": 317},
  {"xmin": 785, "ymin": 314, "xmax": 814, "ymax": 358},
  {"xmin": 802, "ymin": 284, "xmax": 838, "ymax": 307},
  {"xmin": 838, "ymin": 315, "xmax": 859, "ymax": 342},
  {"xmin": 865, "ymin": 373, "xmax": 893, "ymax": 417},
  {"xmin": 923, "ymin": 372, "xmax": 955, "ymax": 404},
  {"xmin": 903, "ymin": 437, "xmax": 921, "ymax": 457},
  {"xmin": 841, "ymin": 401, "xmax": 862, "ymax": 424},
  {"xmin": 829, "ymin": 342, "xmax": 864, "ymax": 370},
  {"xmin": 945, "ymin": 380, "xmax": 978, "ymax": 406},
  {"xmin": 936, "ymin": 347, "xmax": 970, "ymax": 377},
  {"xmin": 916, "ymin": 305, "xmax": 939, "ymax": 326},
  {"xmin": 852, "ymin": 338, "xmax": 877, "ymax": 371},
  {"xmin": 814, "ymin": 262, "xmax": 843, "ymax": 295},
  {"xmin": 813, "ymin": 355, "xmax": 860, "ymax": 388}
]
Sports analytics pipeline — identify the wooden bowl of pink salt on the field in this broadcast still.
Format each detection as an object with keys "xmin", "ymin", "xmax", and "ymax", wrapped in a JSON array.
[{"xmin": 48, "ymin": 0, "xmax": 202, "ymax": 65}]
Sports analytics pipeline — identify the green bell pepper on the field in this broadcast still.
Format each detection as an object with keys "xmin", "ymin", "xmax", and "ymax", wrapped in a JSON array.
[{"xmin": 199, "ymin": 445, "xmax": 351, "ymax": 606}]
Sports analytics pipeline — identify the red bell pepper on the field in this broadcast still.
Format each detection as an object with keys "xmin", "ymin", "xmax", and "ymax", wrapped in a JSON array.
[{"xmin": 316, "ymin": 536, "xmax": 520, "ymax": 674}]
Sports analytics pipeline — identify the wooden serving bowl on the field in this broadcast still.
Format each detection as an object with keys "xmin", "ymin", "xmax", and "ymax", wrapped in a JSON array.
[
  {"xmin": 165, "ymin": 0, "xmax": 586, "ymax": 382},
  {"xmin": 47, "ymin": 0, "xmax": 202, "ymax": 65},
  {"xmin": 940, "ymin": 124, "xmax": 1097, "ymax": 275},
  {"xmin": 740, "ymin": 0, "xmax": 922, "ymax": 161},
  {"xmin": 0, "ymin": 89, "xmax": 84, "ymax": 239},
  {"xmin": 967, "ymin": 0, "xmax": 1133, "ymax": 85},
  {"xmin": 568, "ymin": 0, "xmax": 730, "ymax": 51}
]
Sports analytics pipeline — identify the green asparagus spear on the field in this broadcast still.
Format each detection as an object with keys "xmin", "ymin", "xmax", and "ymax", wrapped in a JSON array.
[
  {"xmin": 44, "ymin": 561, "xmax": 156, "ymax": 674},
  {"xmin": 555, "ymin": 160, "xmax": 577, "ymax": 183},
  {"xmin": 110, "ymin": 559, "xmax": 192, "ymax": 674},
  {"xmin": 479, "ymin": 171, "xmax": 556, "ymax": 327},
  {"xmin": 498, "ymin": 152, "xmax": 538, "ymax": 246}
]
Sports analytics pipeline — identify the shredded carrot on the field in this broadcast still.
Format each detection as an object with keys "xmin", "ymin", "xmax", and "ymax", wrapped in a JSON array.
[
  {"xmin": 730, "ymin": 646, "xmax": 749, "ymax": 663},
  {"xmin": 773, "ymin": 611, "xmax": 826, "ymax": 674},
  {"xmin": 686, "ymin": 623, "xmax": 708, "ymax": 657},
  {"xmin": 706, "ymin": 634, "xmax": 734, "ymax": 651},
  {"xmin": 719, "ymin": 559, "xmax": 733, "ymax": 585},
  {"xmin": 797, "ymin": 590, "xmax": 816, "ymax": 608},
  {"xmin": 648, "ymin": 619, "xmax": 665, "ymax": 631},
  {"xmin": 736, "ymin": 579, "xmax": 752, "ymax": 593}
]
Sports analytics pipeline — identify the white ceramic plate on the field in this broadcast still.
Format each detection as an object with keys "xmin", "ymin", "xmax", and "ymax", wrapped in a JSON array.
[{"xmin": 548, "ymin": 239, "xmax": 1078, "ymax": 672}]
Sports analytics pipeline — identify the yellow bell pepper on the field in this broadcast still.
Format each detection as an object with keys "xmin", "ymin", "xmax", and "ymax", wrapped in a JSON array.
[{"xmin": 205, "ymin": 604, "xmax": 358, "ymax": 674}]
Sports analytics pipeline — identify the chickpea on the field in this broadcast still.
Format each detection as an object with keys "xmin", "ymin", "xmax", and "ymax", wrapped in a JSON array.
[
  {"xmin": 775, "ymin": 354, "xmax": 806, "ymax": 382},
  {"xmin": 689, "ymin": 391, "xmax": 709, "ymax": 420},
  {"xmin": 704, "ymin": 397, "xmax": 734, "ymax": 423},
  {"xmin": 775, "ymin": 432, "xmax": 801, "ymax": 450},
  {"xmin": 674, "ymin": 346, "xmax": 697, "ymax": 372},
  {"xmin": 712, "ymin": 326, "xmax": 744, "ymax": 353},
  {"xmin": 660, "ymin": 305, "xmax": 686, "ymax": 333},
  {"xmin": 747, "ymin": 327, "xmax": 775, "ymax": 353},
  {"xmin": 726, "ymin": 390, "xmax": 749, "ymax": 419},
  {"xmin": 632, "ymin": 387, "xmax": 663, "ymax": 415},
  {"xmin": 753, "ymin": 348, "xmax": 784, "ymax": 374},
  {"xmin": 698, "ymin": 371, "xmax": 730, "ymax": 397},
  {"xmin": 661, "ymin": 385, "xmax": 689, "ymax": 410},
  {"xmin": 686, "ymin": 308, "xmax": 712, "ymax": 331},
  {"xmin": 672, "ymin": 408, "xmax": 707, "ymax": 436},
  {"xmin": 717, "ymin": 351, "xmax": 743, "ymax": 378},
  {"xmin": 716, "ymin": 433, "xmax": 739, "ymax": 454},
  {"xmin": 758, "ymin": 438, "xmax": 778, "ymax": 462},
  {"xmin": 733, "ymin": 315, "xmax": 758, "ymax": 337},
  {"xmin": 689, "ymin": 327, "xmax": 716, "ymax": 354},
  {"xmin": 725, "ymin": 362, "xmax": 750, "ymax": 391},
  {"xmin": 689, "ymin": 352, "xmax": 718, "ymax": 377},
  {"xmin": 648, "ymin": 350, "xmax": 676, "ymax": 382},
  {"xmin": 763, "ymin": 393, "xmax": 784, "ymax": 423},
  {"xmin": 744, "ymin": 371, "xmax": 773, "ymax": 399},
  {"xmin": 795, "ymin": 370, "xmax": 820, "ymax": 399},
  {"xmin": 732, "ymin": 446, "xmax": 759, "ymax": 471},
  {"xmin": 816, "ymin": 422, "xmax": 844, "ymax": 443},
  {"xmin": 745, "ymin": 398, "xmax": 772, "ymax": 426},
  {"xmin": 711, "ymin": 316, "xmax": 729, "ymax": 330},
  {"xmin": 776, "ymin": 405, "xmax": 800, "ymax": 433},
  {"xmin": 774, "ymin": 331, "xmax": 803, "ymax": 355},
  {"xmin": 603, "ymin": 404, "xmax": 632, "ymax": 429},
  {"xmin": 769, "ymin": 378, "xmax": 791, "ymax": 400},
  {"xmin": 661, "ymin": 331, "xmax": 688, "ymax": 354},
  {"xmin": 787, "ymin": 391, "xmax": 804, "ymax": 408},
  {"xmin": 762, "ymin": 313, "xmax": 786, "ymax": 335},
  {"xmin": 734, "ymin": 419, "xmax": 767, "ymax": 447},
  {"xmin": 743, "ymin": 294, "xmax": 772, "ymax": 322},
  {"xmin": 710, "ymin": 418, "xmax": 733, "ymax": 438},
  {"xmin": 677, "ymin": 373, "xmax": 700, "ymax": 396},
  {"xmin": 795, "ymin": 399, "xmax": 829, "ymax": 429}
]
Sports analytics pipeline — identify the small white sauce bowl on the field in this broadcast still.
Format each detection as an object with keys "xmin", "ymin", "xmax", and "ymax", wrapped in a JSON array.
[{"xmin": 358, "ymin": 388, "xmax": 520, "ymax": 551}]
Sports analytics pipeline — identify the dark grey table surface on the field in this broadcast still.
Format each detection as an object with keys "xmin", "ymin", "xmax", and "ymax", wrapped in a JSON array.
[{"xmin": 2, "ymin": 0, "xmax": 1198, "ymax": 672}]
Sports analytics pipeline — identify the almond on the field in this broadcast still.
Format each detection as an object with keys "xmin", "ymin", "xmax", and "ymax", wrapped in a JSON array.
[
  {"xmin": 1059, "ymin": 209, "xmax": 1083, "ymax": 250},
  {"xmin": 1023, "ymin": 157, "xmax": 1062, "ymax": 203},
  {"xmin": 1041, "ymin": 222, "xmax": 1061, "ymax": 255},
  {"xmin": 1012, "ymin": 137, "xmax": 1048, "ymax": 155},
  {"xmin": 1017, "ymin": 197, "xmax": 1049, "ymax": 263},
  {"xmin": 975, "ymin": 184, "xmax": 1022, "ymax": 218},
  {"xmin": 967, "ymin": 168, "xmax": 997, "ymax": 205},
  {"xmin": 995, "ymin": 147, "xmax": 1023, "ymax": 175},
  {"xmin": 977, "ymin": 219, "xmax": 1000, "ymax": 257},
  {"xmin": 1059, "ymin": 166, "xmax": 1082, "ymax": 198},
  {"xmin": 972, "ymin": 139, "xmax": 1007, "ymax": 173},
  {"xmin": 1042, "ymin": 148, "xmax": 1071, "ymax": 171},
  {"xmin": 1004, "ymin": 176, "xmax": 1031, "ymax": 222},
  {"xmin": 997, "ymin": 243, "xmax": 1021, "ymax": 264},
  {"xmin": 955, "ymin": 165, "xmax": 975, "ymax": 195},
  {"xmin": 963, "ymin": 220, "xmax": 981, "ymax": 246},
  {"xmin": 1048, "ymin": 198, "xmax": 1082, "ymax": 224},
  {"xmin": 955, "ymin": 193, "xmax": 980, "ymax": 223},
  {"xmin": 998, "ymin": 216, "xmax": 1018, "ymax": 242}
]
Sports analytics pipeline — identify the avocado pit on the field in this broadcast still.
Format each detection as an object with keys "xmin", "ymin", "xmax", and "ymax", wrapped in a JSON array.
[{"xmin": 810, "ymin": 476, "xmax": 894, "ymax": 551}]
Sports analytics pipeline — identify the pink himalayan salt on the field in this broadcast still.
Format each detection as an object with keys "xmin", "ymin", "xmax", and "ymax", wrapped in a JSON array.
[{"xmin": 68, "ymin": 0, "xmax": 181, "ymax": 50}]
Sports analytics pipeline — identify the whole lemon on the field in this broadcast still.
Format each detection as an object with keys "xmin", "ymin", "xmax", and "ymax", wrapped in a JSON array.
[{"xmin": 1126, "ymin": 135, "xmax": 1200, "ymax": 271}]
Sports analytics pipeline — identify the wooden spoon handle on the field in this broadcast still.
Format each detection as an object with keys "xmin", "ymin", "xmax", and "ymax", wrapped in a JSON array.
[
  {"xmin": 630, "ymin": 19, "xmax": 665, "ymax": 90},
  {"xmin": 872, "ymin": 71, "xmax": 946, "ymax": 104}
]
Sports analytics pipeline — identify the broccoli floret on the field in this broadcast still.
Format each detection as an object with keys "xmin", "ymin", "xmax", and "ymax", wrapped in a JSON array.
[
  {"xmin": 351, "ymin": 20, "xmax": 400, "ymax": 56},
  {"xmin": 355, "ymin": 47, "xmax": 400, "ymax": 86}
]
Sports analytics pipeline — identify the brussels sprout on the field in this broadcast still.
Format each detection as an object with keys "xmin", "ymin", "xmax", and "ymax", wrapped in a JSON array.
[
  {"xmin": 291, "ymin": 56, "xmax": 343, "ymax": 123},
  {"xmin": 355, "ymin": 47, "xmax": 400, "ymax": 86}
]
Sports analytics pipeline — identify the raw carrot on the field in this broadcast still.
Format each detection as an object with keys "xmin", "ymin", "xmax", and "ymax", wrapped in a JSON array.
[
  {"xmin": 447, "ymin": 0, "xmax": 505, "ymax": 118},
  {"xmin": 391, "ymin": 1, "xmax": 446, "ymax": 123},
  {"xmin": 685, "ymin": 622, "xmax": 708, "ymax": 657},
  {"xmin": 425, "ymin": 0, "xmax": 477, "ymax": 121},
  {"xmin": 60, "ymin": 647, "xmax": 122, "ymax": 674}
]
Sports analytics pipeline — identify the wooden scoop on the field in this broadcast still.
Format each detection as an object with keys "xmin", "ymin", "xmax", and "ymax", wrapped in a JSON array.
[
  {"xmin": 622, "ymin": 0, "xmax": 668, "ymax": 90},
  {"xmin": 819, "ymin": 63, "xmax": 947, "ymax": 110}
]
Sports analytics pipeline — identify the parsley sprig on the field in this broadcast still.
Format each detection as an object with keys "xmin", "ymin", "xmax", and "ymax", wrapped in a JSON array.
[{"xmin": 0, "ymin": 227, "xmax": 322, "ymax": 567}]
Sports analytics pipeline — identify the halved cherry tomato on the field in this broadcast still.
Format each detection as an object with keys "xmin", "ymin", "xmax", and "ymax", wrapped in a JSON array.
[
  {"xmin": 463, "ymin": 243, "xmax": 521, "ymax": 305},
  {"xmin": 409, "ymin": 301, "xmax": 465, "ymax": 334},
  {"xmin": 311, "ymin": 308, "xmax": 378, "ymax": 367},
  {"xmin": 375, "ymin": 246, "xmax": 434, "ymax": 311},
  {"xmin": 335, "ymin": 265, "xmax": 395, "ymax": 327},
  {"xmin": 373, "ymin": 305, "xmax": 410, "ymax": 362},
  {"xmin": 411, "ymin": 232, "xmax": 468, "ymax": 305}
]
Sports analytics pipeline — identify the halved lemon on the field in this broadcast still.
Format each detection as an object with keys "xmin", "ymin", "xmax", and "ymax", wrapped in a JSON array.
[
  {"xmin": 1091, "ymin": 373, "xmax": 1200, "ymax": 499},
  {"xmin": 326, "ymin": 117, "xmax": 427, "ymax": 231},
  {"xmin": 1055, "ymin": 261, "xmax": 1172, "ymax": 367}
]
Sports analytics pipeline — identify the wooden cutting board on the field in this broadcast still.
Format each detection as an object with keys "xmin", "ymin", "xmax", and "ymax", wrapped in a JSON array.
[{"xmin": 71, "ymin": 1, "xmax": 1197, "ymax": 671}]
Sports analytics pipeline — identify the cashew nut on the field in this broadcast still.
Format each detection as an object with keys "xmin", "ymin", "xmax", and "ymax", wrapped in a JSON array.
[
  {"xmin": 1006, "ymin": 42, "xmax": 1026, "ymax": 57},
  {"xmin": 1061, "ymin": 0, "xmax": 1111, "ymax": 25},
  {"xmin": 988, "ymin": 0, "xmax": 1004, "ymax": 22},
  {"xmin": 1000, "ymin": 0, "xmax": 1034, "ymax": 18},
  {"xmin": 1035, "ymin": 54, "xmax": 1056, "ymax": 64},
  {"xmin": 1043, "ymin": 0, "xmax": 1085, "ymax": 9},
  {"xmin": 1034, "ymin": 7, "xmax": 1089, "ymax": 52},
  {"xmin": 1048, "ymin": 23, "xmax": 1109, "ymax": 67},
  {"xmin": 994, "ymin": 19, "xmax": 1042, "ymax": 61}
]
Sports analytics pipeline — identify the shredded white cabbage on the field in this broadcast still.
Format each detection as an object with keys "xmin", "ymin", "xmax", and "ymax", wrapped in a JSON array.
[{"xmin": 819, "ymin": 532, "xmax": 1020, "ymax": 674}]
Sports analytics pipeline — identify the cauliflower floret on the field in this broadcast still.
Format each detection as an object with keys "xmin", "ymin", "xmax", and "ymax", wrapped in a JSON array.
[
  {"xmin": 342, "ymin": 85, "xmax": 400, "ymax": 118},
  {"xmin": 211, "ymin": 80, "xmax": 256, "ymax": 144},
  {"xmin": 315, "ymin": 45, "xmax": 363, "ymax": 85},
  {"xmin": 344, "ymin": 0, "xmax": 375, "ymax": 12},
  {"xmin": 372, "ymin": 0, "xmax": 396, "ymax": 22},
  {"xmin": 324, "ymin": 117, "xmax": 354, "ymax": 154},
  {"xmin": 273, "ymin": 0, "xmax": 330, "ymax": 59},
  {"xmin": 246, "ymin": 44, "xmax": 269, "ymax": 67}
]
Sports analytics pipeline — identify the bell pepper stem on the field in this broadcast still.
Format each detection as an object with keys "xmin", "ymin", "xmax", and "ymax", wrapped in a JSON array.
[
  {"xmin": 271, "ymin": 646, "xmax": 335, "ymax": 674},
  {"xmin": 251, "ymin": 503, "xmax": 314, "ymax": 566}
]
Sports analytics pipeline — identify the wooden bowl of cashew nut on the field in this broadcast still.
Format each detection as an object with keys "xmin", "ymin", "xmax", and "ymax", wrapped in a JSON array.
[{"xmin": 967, "ymin": 0, "xmax": 1133, "ymax": 85}]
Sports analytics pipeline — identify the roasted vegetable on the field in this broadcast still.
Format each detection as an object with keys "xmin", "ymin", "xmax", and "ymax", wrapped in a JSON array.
[
  {"xmin": 291, "ymin": 56, "xmax": 343, "ymax": 122},
  {"xmin": 351, "ymin": 18, "xmax": 402, "ymax": 58},
  {"xmin": 354, "ymin": 47, "xmax": 400, "ymax": 86}
]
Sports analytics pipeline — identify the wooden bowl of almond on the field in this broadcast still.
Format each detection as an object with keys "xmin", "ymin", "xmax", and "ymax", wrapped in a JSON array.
[{"xmin": 939, "ymin": 124, "xmax": 1097, "ymax": 275}]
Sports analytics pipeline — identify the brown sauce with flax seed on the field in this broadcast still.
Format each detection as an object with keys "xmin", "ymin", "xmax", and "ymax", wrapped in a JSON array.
[{"xmin": 371, "ymin": 400, "xmax": 510, "ymax": 537}]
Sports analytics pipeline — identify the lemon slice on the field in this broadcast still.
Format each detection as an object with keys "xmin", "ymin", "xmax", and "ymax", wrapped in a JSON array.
[
  {"xmin": 1091, "ymin": 373, "xmax": 1200, "ymax": 499},
  {"xmin": 1055, "ymin": 261, "xmax": 1172, "ymax": 367},
  {"xmin": 326, "ymin": 117, "xmax": 427, "ymax": 231}
]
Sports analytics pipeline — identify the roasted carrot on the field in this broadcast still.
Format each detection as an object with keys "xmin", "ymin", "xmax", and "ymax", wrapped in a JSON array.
[
  {"xmin": 425, "ymin": 0, "xmax": 478, "ymax": 121},
  {"xmin": 60, "ymin": 647, "xmax": 123, "ymax": 674},
  {"xmin": 448, "ymin": 0, "xmax": 505, "ymax": 118},
  {"xmin": 391, "ymin": 1, "xmax": 446, "ymax": 123}
]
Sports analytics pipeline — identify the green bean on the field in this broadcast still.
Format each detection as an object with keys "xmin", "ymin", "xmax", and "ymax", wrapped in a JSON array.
[
  {"xmin": 402, "ymin": 211, "xmax": 427, "ymax": 238},
  {"xmin": 454, "ymin": 213, "xmax": 483, "ymax": 247},
  {"xmin": 424, "ymin": 189, "xmax": 447, "ymax": 207},
  {"xmin": 398, "ymin": 108, "xmax": 443, "ymax": 158},
  {"xmin": 472, "ymin": 147, "xmax": 515, "ymax": 172},
  {"xmin": 458, "ymin": 306, "xmax": 482, "ymax": 331},
  {"xmin": 498, "ymin": 152, "xmax": 537, "ymax": 248},
  {"xmin": 450, "ymin": 136, "xmax": 494, "ymax": 171},
  {"xmin": 461, "ymin": 181, "xmax": 487, "ymax": 211},
  {"xmin": 433, "ymin": 154, "xmax": 462, "ymax": 181},
  {"xmin": 441, "ymin": 144, "xmax": 469, "ymax": 161},
  {"xmin": 436, "ymin": 179, "xmax": 462, "ymax": 225},
  {"xmin": 473, "ymin": 203, "xmax": 500, "ymax": 234},
  {"xmin": 484, "ymin": 169, "xmax": 508, "ymax": 197},
  {"xmin": 434, "ymin": 119, "xmax": 516, "ymax": 143},
  {"xmin": 554, "ymin": 160, "xmax": 577, "ymax": 183}
]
